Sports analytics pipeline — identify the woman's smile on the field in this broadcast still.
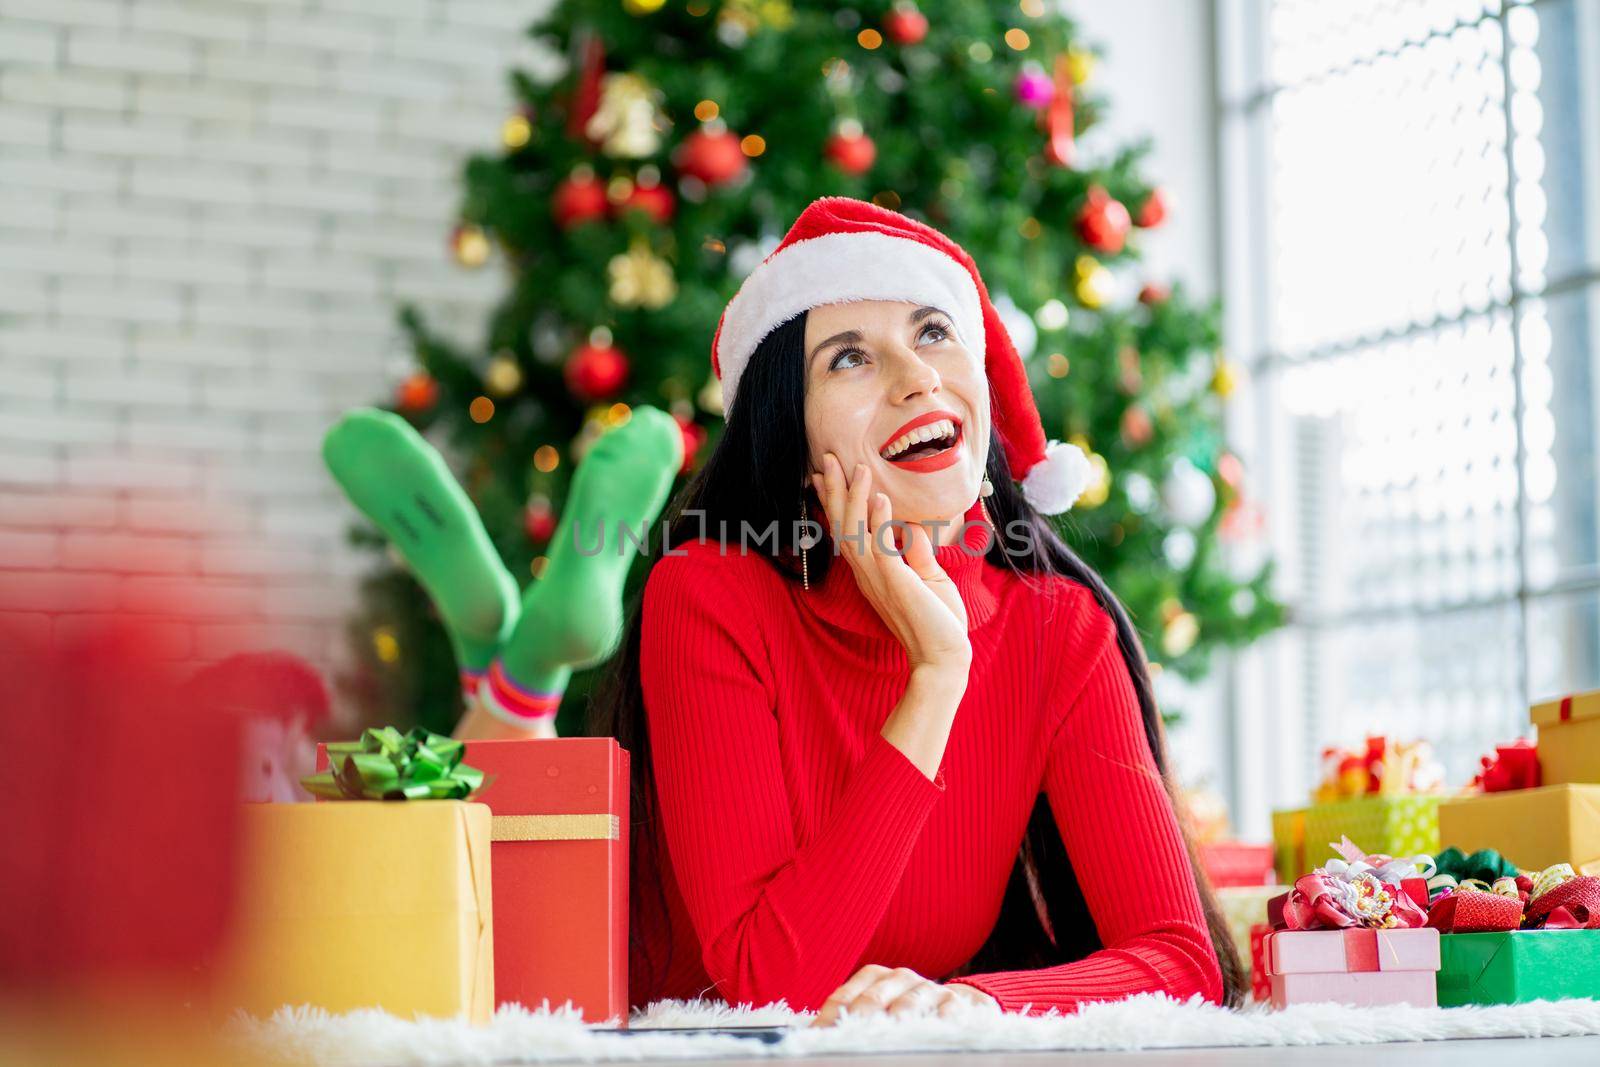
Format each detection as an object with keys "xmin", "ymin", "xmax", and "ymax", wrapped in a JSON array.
[{"xmin": 878, "ymin": 409, "xmax": 965, "ymax": 473}]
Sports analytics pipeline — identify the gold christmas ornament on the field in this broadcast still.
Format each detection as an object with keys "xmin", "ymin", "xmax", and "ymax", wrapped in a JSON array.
[
  {"xmin": 1066, "ymin": 45, "xmax": 1095, "ymax": 85},
  {"xmin": 586, "ymin": 72, "xmax": 667, "ymax": 158},
  {"xmin": 451, "ymin": 224, "xmax": 491, "ymax": 268},
  {"xmin": 760, "ymin": 0, "xmax": 794, "ymax": 29},
  {"xmin": 1079, "ymin": 451, "xmax": 1111, "ymax": 508},
  {"xmin": 698, "ymin": 372, "xmax": 725, "ymax": 416},
  {"xmin": 624, "ymin": 0, "xmax": 666, "ymax": 13},
  {"xmin": 608, "ymin": 240, "xmax": 677, "ymax": 309},
  {"xmin": 485, "ymin": 355, "xmax": 522, "ymax": 396},
  {"xmin": 502, "ymin": 112, "xmax": 532, "ymax": 149},
  {"xmin": 371, "ymin": 626, "xmax": 400, "ymax": 665},
  {"xmin": 720, "ymin": 0, "xmax": 791, "ymax": 33},
  {"xmin": 1162, "ymin": 610, "xmax": 1199, "ymax": 657},
  {"xmin": 1212, "ymin": 357, "xmax": 1239, "ymax": 398},
  {"xmin": 1074, "ymin": 255, "xmax": 1113, "ymax": 309}
]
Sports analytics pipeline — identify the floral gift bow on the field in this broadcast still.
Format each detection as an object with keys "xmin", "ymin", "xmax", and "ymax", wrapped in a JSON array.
[{"xmin": 1273, "ymin": 836, "xmax": 1433, "ymax": 931}]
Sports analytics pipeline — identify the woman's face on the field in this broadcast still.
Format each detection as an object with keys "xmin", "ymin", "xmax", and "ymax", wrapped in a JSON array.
[{"xmin": 802, "ymin": 299, "xmax": 990, "ymax": 533}]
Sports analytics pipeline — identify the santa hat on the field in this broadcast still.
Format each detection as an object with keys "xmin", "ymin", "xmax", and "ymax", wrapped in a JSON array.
[{"xmin": 710, "ymin": 196, "xmax": 1094, "ymax": 514}]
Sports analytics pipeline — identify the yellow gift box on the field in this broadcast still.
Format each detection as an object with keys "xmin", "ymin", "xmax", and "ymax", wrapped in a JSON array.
[
  {"xmin": 1531, "ymin": 689, "xmax": 1600, "ymax": 785},
  {"xmin": 218, "ymin": 800, "xmax": 494, "ymax": 1022},
  {"xmin": 1217, "ymin": 885, "xmax": 1288, "ymax": 966},
  {"xmin": 1273, "ymin": 796, "xmax": 1440, "ymax": 881},
  {"xmin": 1437, "ymin": 784, "xmax": 1600, "ymax": 874}
]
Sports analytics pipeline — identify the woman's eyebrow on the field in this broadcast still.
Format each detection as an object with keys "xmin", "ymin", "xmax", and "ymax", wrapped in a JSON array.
[
  {"xmin": 809, "ymin": 328, "xmax": 863, "ymax": 363},
  {"xmin": 809, "ymin": 307, "xmax": 949, "ymax": 364}
]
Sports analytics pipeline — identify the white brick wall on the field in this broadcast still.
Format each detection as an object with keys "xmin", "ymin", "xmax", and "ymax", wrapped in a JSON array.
[{"xmin": 0, "ymin": 0, "xmax": 557, "ymax": 702}]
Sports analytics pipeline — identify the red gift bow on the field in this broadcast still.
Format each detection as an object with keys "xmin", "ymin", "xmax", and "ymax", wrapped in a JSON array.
[
  {"xmin": 1426, "ymin": 889, "xmax": 1525, "ymax": 933},
  {"xmin": 1427, "ymin": 868, "xmax": 1600, "ymax": 932},
  {"xmin": 1526, "ymin": 877, "xmax": 1600, "ymax": 929},
  {"xmin": 1471, "ymin": 739, "xmax": 1541, "ymax": 793}
]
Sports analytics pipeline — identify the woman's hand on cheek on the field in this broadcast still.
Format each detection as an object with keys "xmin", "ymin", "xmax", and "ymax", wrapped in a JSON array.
[
  {"xmin": 808, "ymin": 965, "xmax": 1001, "ymax": 1027},
  {"xmin": 811, "ymin": 452, "xmax": 970, "ymax": 675}
]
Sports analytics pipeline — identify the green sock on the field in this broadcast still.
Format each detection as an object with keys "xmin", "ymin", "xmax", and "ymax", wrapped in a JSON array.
[
  {"xmin": 500, "ymin": 405, "xmax": 683, "ymax": 678},
  {"xmin": 322, "ymin": 408, "xmax": 519, "ymax": 672}
]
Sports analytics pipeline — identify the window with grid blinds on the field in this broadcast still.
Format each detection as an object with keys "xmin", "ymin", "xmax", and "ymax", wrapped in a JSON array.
[{"xmin": 1225, "ymin": 0, "xmax": 1600, "ymax": 784}]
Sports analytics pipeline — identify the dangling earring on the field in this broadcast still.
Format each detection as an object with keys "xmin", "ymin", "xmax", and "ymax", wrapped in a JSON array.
[
  {"xmin": 799, "ymin": 490, "xmax": 812, "ymax": 591},
  {"xmin": 979, "ymin": 476, "xmax": 995, "ymax": 529}
]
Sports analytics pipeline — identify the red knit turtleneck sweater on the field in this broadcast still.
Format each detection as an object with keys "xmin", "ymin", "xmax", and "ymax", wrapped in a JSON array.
[{"xmin": 632, "ymin": 498, "xmax": 1223, "ymax": 1015}]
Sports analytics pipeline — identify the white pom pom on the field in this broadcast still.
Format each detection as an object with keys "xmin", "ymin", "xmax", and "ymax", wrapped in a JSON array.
[{"xmin": 1021, "ymin": 439, "xmax": 1095, "ymax": 515}]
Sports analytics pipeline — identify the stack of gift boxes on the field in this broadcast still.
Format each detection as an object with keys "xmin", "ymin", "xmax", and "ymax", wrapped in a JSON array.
[
  {"xmin": 212, "ymin": 728, "xmax": 629, "ymax": 1026},
  {"xmin": 1263, "ymin": 688, "xmax": 1600, "ymax": 1009},
  {"xmin": 206, "ymin": 686, "xmax": 1600, "ymax": 1021}
]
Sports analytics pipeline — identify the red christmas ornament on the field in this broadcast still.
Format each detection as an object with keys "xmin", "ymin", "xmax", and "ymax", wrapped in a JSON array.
[
  {"xmin": 824, "ymin": 130, "xmax": 876, "ymax": 176},
  {"xmin": 553, "ymin": 170, "xmax": 609, "ymax": 229},
  {"xmin": 564, "ymin": 342, "xmax": 630, "ymax": 401},
  {"xmin": 1219, "ymin": 496, "xmax": 1266, "ymax": 543},
  {"xmin": 674, "ymin": 414, "xmax": 706, "ymax": 474},
  {"xmin": 523, "ymin": 499, "xmax": 557, "ymax": 543},
  {"xmin": 883, "ymin": 4, "xmax": 929, "ymax": 46},
  {"xmin": 1120, "ymin": 406, "xmax": 1153, "ymax": 449},
  {"xmin": 1138, "ymin": 281, "xmax": 1170, "ymax": 306},
  {"xmin": 1217, "ymin": 451, "xmax": 1245, "ymax": 490},
  {"xmin": 1042, "ymin": 53, "xmax": 1076, "ymax": 167},
  {"xmin": 1117, "ymin": 345, "xmax": 1143, "ymax": 394},
  {"xmin": 395, "ymin": 372, "xmax": 439, "ymax": 413},
  {"xmin": 1075, "ymin": 185, "xmax": 1131, "ymax": 254},
  {"xmin": 675, "ymin": 128, "xmax": 747, "ymax": 187},
  {"xmin": 1135, "ymin": 186, "xmax": 1169, "ymax": 228},
  {"xmin": 621, "ymin": 180, "xmax": 676, "ymax": 224}
]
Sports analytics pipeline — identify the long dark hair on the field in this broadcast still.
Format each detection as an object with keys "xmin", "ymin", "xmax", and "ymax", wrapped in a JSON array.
[{"xmin": 586, "ymin": 309, "xmax": 1246, "ymax": 1007}]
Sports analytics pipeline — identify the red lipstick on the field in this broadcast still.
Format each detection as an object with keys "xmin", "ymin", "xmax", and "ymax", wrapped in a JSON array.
[{"xmin": 878, "ymin": 409, "xmax": 964, "ymax": 474}]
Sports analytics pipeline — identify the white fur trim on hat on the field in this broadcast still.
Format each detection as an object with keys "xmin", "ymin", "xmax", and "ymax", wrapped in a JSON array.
[
  {"xmin": 716, "ymin": 230, "xmax": 984, "ymax": 414},
  {"xmin": 1022, "ymin": 439, "xmax": 1096, "ymax": 515}
]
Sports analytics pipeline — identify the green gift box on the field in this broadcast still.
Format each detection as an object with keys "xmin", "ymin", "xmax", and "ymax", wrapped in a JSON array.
[
  {"xmin": 1272, "ymin": 808, "xmax": 1307, "ymax": 885},
  {"xmin": 1436, "ymin": 930, "xmax": 1600, "ymax": 1006}
]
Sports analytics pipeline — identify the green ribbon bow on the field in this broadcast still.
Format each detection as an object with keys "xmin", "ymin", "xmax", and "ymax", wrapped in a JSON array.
[
  {"xmin": 1428, "ymin": 846, "xmax": 1519, "ymax": 899},
  {"xmin": 301, "ymin": 726, "xmax": 485, "ymax": 801}
]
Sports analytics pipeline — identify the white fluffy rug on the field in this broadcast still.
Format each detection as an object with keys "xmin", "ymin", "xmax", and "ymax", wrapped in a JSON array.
[{"xmin": 231, "ymin": 994, "xmax": 1600, "ymax": 1064}]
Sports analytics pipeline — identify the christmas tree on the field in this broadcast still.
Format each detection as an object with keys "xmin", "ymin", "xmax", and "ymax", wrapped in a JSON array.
[{"xmin": 345, "ymin": 0, "xmax": 1288, "ymax": 737}]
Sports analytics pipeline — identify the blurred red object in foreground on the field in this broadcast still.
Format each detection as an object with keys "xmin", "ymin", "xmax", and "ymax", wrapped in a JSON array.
[
  {"xmin": 183, "ymin": 651, "xmax": 331, "ymax": 802},
  {"xmin": 0, "ymin": 608, "xmax": 245, "ymax": 993}
]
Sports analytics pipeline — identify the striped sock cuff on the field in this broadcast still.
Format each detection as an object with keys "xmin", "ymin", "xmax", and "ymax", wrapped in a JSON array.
[{"xmin": 478, "ymin": 659, "xmax": 562, "ymax": 725}]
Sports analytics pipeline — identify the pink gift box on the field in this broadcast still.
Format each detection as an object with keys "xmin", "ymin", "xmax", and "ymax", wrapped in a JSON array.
[
  {"xmin": 1265, "ymin": 927, "xmax": 1440, "ymax": 975},
  {"xmin": 1263, "ymin": 928, "xmax": 1440, "ymax": 1009},
  {"xmin": 1270, "ymin": 970, "xmax": 1437, "ymax": 1009}
]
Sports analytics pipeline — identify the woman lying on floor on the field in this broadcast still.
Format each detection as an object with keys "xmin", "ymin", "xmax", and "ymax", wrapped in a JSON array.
[{"xmin": 589, "ymin": 196, "xmax": 1246, "ymax": 1026}]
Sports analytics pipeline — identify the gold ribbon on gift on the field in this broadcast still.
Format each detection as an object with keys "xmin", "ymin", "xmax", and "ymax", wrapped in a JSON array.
[{"xmin": 491, "ymin": 814, "xmax": 620, "ymax": 842}]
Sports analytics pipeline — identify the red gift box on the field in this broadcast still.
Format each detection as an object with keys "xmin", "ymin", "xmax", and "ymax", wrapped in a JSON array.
[
  {"xmin": 317, "ymin": 736, "xmax": 629, "ymax": 1024},
  {"xmin": 1248, "ymin": 923, "xmax": 1272, "ymax": 1002},
  {"xmin": 466, "ymin": 738, "xmax": 629, "ymax": 1024},
  {"xmin": 1202, "ymin": 842, "xmax": 1277, "ymax": 887}
]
